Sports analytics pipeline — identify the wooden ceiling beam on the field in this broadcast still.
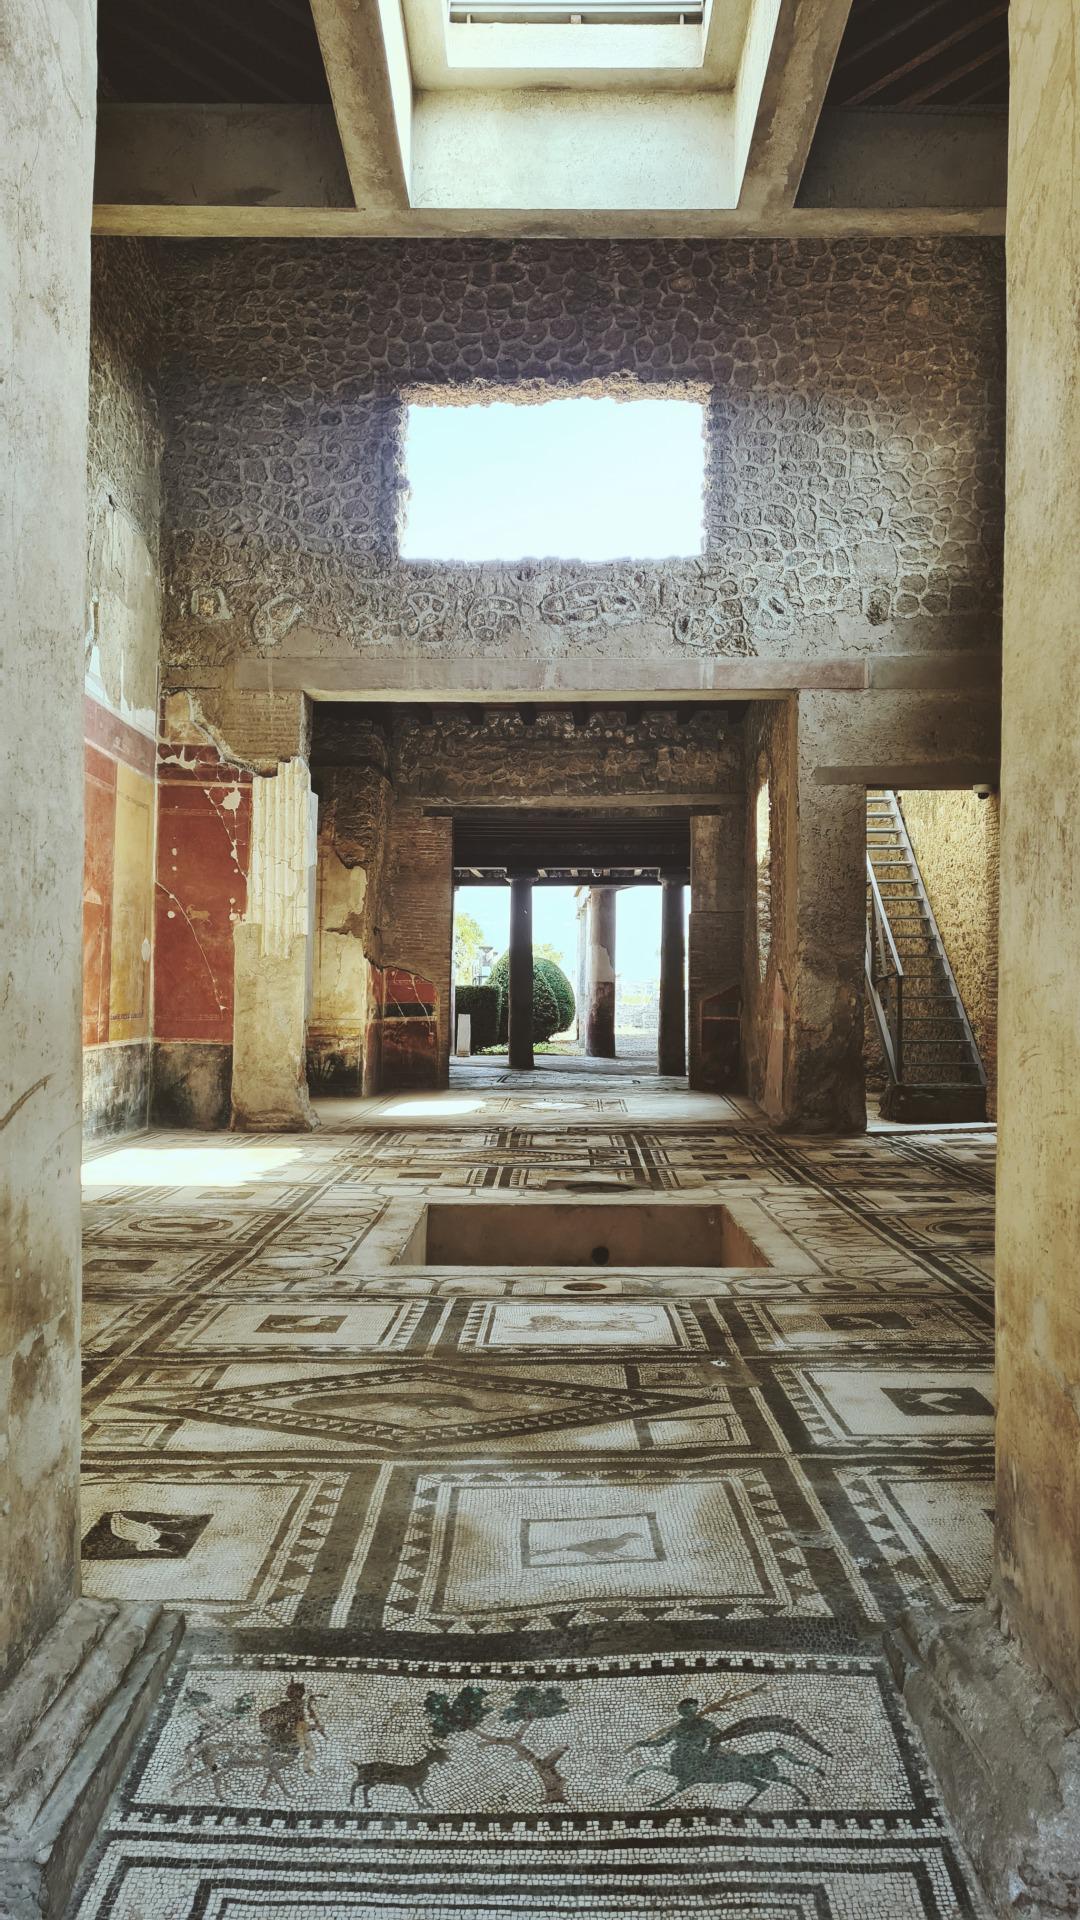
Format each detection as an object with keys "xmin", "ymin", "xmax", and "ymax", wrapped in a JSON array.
[
  {"xmin": 844, "ymin": 4, "xmax": 1008, "ymax": 106},
  {"xmin": 905, "ymin": 38, "xmax": 1009, "ymax": 106}
]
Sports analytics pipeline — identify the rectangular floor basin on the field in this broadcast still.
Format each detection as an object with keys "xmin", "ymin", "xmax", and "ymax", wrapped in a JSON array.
[{"xmin": 398, "ymin": 1201, "xmax": 769, "ymax": 1269}]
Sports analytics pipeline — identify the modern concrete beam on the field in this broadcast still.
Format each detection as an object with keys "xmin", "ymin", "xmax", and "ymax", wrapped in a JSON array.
[
  {"xmin": 94, "ymin": 106, "xmax": 354, "ymax": 211},
  {"xmin": 91, "ymin": 195, "xmax": 1003, "ymax": 239},
  {"xmin": 309, "ymin": 0, "xmax": 412, "ymax": 213},
  {"xmin": 740, "ymin": 0, "xmax": 854, "ymax": 216}
]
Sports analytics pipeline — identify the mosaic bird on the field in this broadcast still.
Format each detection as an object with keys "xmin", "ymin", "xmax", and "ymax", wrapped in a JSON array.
[
  {"xmin": 533, "ymin": 1529, "xmax": 644, "ymax": 1561},
  {"xmin": 109, "ymin": 1510, "xmax": 163, "ymax": 1553}
]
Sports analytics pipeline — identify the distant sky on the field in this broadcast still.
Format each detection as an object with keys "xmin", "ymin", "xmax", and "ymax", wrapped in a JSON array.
[
  {"xmin": 456, "ymin": 884, "xmax": 667, "ymax": 986},
  {"xmin": 400, "ymin": 396, "xmax": 705, "ymax": 563}
]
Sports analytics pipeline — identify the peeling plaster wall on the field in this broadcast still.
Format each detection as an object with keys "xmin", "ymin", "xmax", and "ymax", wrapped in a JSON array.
[
  {"xmin": 151, "ymin": 695, "xmax": 252, "ymax": 1128},
  {"xmin": 1, "ymin": 0, "xmax": 96, "ymax": 1682},
  {"xmin": 995, "ymin": 0, "xmax": 1080, "ymax": 1717},
  {"xmin": 897, "ymin": 787, "xmax": 999, "ymax": 1117},
  {"xmin": 146, "ymin": 237, "xmax": 1005, "ymax": 690},
  {"xmin": 83, "ymin": 241, "xmax": 163, "ymax": 1140},
  {"xmin": 148, "ymin": 689, "xmax": 311, "ymax": 1126},
  {"xmin": 309, "ymin": 750, "xmax": 393, "ymax": 1093}
]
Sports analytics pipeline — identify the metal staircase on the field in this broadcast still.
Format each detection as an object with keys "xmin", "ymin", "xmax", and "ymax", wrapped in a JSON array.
[{"xmin": 865, "ymin": 790, "xmax": 987, "ymax": 1123}]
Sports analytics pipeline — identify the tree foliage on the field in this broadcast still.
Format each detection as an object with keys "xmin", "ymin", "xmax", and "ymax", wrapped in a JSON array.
[
  {"xmin": 488, "ymin": 951, "xmax": 575, "ymax": 1043},
  {"xmin": 453, "ymin": 910, "xmax": 487, "ymax": 984},
  {"xmin": 425, "ymin": 1685, "xmax": 490, "ymax": 1739}
]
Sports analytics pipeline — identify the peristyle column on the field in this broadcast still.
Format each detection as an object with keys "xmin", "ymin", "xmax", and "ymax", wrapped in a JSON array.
[
  {"xmin": 688, "ymin": 809, "xmax": 744, "ymax": 1092},
  {"xmin": 658, "ymin": 877, "xmax": 687, "ymax": 1077},
  {"xmin": 508, "ymin": 870, "xmax": 534, "ymax": 1070},
  {"xmin": 585, "ymin": 884, "xmax": 617, "ymax": 1057}
]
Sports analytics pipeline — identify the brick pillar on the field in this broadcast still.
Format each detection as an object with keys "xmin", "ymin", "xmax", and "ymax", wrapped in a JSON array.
[
  {"xmin": 585, "ymin": 884, "xmax": 617, "ymax": 1058},
  {"xmin": 688, "ymin": 807, "xmax": 744, "ymax": 1092},
  {"xmin": 658, "ymin": 877, "xmax": 687, "ymax": 1077},
  {"xmin": 232, "ymin": 757, "xmax": 317, "ymax": 1130}
]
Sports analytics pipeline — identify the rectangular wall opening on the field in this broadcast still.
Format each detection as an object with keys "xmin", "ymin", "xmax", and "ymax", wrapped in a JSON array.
[
  {"xmin": 398, "ymin": 1200, "xmax": 769, "ymax": 1267},
  {"xmin": 399, "ymin": 393, "xmax": 706, "ymax": 562}
]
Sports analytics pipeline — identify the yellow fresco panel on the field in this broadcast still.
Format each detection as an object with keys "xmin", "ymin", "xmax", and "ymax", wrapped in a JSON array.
[{"xmin": 108, "ymin": 761, "xmax": 154, "ymax": 1041}]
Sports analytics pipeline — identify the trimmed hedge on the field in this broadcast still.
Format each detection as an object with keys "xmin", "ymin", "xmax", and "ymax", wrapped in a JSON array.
[
  {"xmin": 453, "ymin": 984, "xmax": 499, "ymax": 1051},
  {"xmin": 488, "ymin": 951, "xmax": 576, "ymax": 1045}
]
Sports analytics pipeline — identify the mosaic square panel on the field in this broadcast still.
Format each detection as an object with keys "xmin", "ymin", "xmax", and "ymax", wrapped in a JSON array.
[
  {"xmin": 832, "ymin": 1464, "xmax": 995, "ymax": 1609},
  {"xmin": 159, "ymin": 1299, "xmax": 428, "ymax": 1354},
  {"xmin": 772, "ymin": 1367, "xmax": 995, "ymax": 1450},
  {"xmin": 79, "ymin": 1471, "xmax": 348, "ymax": 1626},
  {"xmin": 734, "ymin": 1296, "xmax": 988, "ymax": 1356},
  {"xmin": 458, "ymin": 1300, "xmax": 705, "ymax": 1349},
  {"xmin": 380, "ymin": 1467, "xmax": 842, "ymax": 1631}
]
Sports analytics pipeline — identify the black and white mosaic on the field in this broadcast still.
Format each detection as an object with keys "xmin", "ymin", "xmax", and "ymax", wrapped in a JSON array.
[{"xmin": 70, "ymin": 1099, "xmax": 994, "ymax": 1916}]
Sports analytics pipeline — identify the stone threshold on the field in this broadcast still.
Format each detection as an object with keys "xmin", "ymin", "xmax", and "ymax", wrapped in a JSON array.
[{"xmin": 0, "ymin": 1597, "xmax": 183, "ymax": 1920}]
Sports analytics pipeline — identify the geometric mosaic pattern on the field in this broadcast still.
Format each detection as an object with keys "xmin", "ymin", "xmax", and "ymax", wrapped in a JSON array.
[{"xmin": 69, "ymin": 1092, "xmax": 995, "ymax": 1917}]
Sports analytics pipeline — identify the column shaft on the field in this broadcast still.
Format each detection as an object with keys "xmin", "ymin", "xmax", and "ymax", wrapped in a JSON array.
[
  {"xmin": 508, "ymin": 874, "xmax": 534, "ymax": 1070},
  {"xmin": 658, "ymin": 879, "xmax": 686, "ymax": 1077},
  {"xmin": 585, "ymin": 885, "xmax": 617, "ymax": 1058},
  {"xmin": 232, "ymin": 757, "xmax": 317, "ymax": 1130},
  {"xmin": 688, "ymin": 810, "xmax": 744, "ymax": 1092}
]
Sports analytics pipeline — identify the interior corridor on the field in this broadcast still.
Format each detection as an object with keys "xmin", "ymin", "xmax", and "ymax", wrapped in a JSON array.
[{"xmin": 70, "ymin": 1093, "xmax": 994, "ymax": 1915}]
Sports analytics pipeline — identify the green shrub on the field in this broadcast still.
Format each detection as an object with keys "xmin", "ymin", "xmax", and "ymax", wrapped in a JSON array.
[
  {"xmin": 488, "ymin": 951, "xmax": 576, "ymax": 1045},
  {"xmin": 453, "ymin": 984, "xmax": 499, "ymax": 1051}
]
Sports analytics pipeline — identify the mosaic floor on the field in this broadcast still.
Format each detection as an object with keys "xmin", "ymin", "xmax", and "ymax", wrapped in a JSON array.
[{"xmin": 70, "ymin": 1086, "xmax": 996, "ymax": 1918}]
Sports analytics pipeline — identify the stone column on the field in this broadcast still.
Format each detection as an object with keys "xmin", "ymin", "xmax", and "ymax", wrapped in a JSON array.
[
  {"xmin": 585, "ymin": 885, "xmax": 617, "ymax": 1058},
  {"xmin": 688, "ymin": 808, "xmax": 744, "ymax": 1091},
  {"xmin": 0, "ymin": 9, "xmax": 180, "ymax": 1915},
  {"xmin": 790, "ymin": 698, "xmax": 867, "ymax": 1132},
  {"xmin": 995, "ymin": 2, "xmax": 1080, "ymax": 1718},
  {"xmin": 508, "ymin": 871, "xmax": 534, "ymax": 1071},
  {"xmin": 232, "ymin": 757, "xmax": 318, "ymax": 1130},
  {"xmin": 575, "ymin": 890, "xmax": 588, "ymax": 1042},
  {"xmin": 658, "ymin": 878, "xmax": 686, "ymax": 1077}
]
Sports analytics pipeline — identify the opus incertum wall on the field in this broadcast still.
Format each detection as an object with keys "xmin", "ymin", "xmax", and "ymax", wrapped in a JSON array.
[{"xmin": 151, "ymin": 238, "xmax": 1005, "ymax": 688}]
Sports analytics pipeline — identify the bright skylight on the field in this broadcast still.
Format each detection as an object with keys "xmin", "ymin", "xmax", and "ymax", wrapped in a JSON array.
[{"xmin": 399, "ymin": 395, "xmax": 706, "ymax": 563}]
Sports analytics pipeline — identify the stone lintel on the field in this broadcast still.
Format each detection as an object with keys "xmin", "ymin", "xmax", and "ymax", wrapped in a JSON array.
[
  {"xmin": 812, "ymin": 760, "xmax": 1000, "ymax": 787},
  {"xmin": 868, "ymin": 650, "xmax": 1003, "ymax": 690},
  {"xmin": 234, "ymin": 658, "xmax": 866, "ymax": 698},
  {"xmin": 0, "ymin": 1598, "xmax": 182, "ymax": 1920},
  {"xmin": 893, "ymin": 1601, "xmax": 1080, "ymax": 1920}
]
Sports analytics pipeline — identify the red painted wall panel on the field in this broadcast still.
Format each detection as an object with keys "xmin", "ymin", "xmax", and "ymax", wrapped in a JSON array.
[{"xmin": 154, "ymin": 754, "xmax": 251, "ymax": 1044}]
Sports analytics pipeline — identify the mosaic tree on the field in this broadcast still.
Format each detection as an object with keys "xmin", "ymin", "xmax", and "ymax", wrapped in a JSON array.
[{"xmin": 425, "ymin": 1683, "xmax": 571, "ymax": 1804}]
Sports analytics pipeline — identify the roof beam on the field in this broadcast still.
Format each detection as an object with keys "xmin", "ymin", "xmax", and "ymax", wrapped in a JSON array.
[
  {"xmin": 308, "ymin": 0, "xmax": 412, "ymax": 212},
  {"xmin": 844, "ymin": 3, "xmax": 1008, "ymax": 106},
  {"xmin": 740, "ymin": 0, "xmax": 855, "ymax": 217}
]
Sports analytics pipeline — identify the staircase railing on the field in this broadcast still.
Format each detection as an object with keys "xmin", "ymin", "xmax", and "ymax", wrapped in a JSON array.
[
  {"xmin": 866, "ymin": 853, "xmax": 904, "ymax": 1083},
  {"xmin": 881, "ymin": 792, "xmax": 987, "ymax": 1092}
]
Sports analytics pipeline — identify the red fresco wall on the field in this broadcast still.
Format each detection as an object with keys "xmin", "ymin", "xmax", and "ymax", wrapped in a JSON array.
[
  {"xmin": 154, "ymin": 746, "xmax": 252, "ymax": 1044},
  {"xmin": 365, "ymin": 964, "xmax": 439, "ymax": 1093}
]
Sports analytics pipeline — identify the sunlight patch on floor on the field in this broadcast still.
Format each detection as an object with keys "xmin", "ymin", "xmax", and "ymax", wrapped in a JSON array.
[{"xmin": 82, "ymin": 1144, "xmax": 306, "ymax": 1188}]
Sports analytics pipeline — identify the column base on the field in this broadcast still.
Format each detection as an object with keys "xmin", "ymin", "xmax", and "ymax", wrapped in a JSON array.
[
  {"xmin": 0, "ymin": 1598, "xmax": 183, "ymax": 1919},
  {"xmin": 232, "ymin": 926, "xmax": 318, "ymax": 1131},
  {"xmin": 891, "ymin": 1599, "xmax": 1080, "ymax": 1920}
]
